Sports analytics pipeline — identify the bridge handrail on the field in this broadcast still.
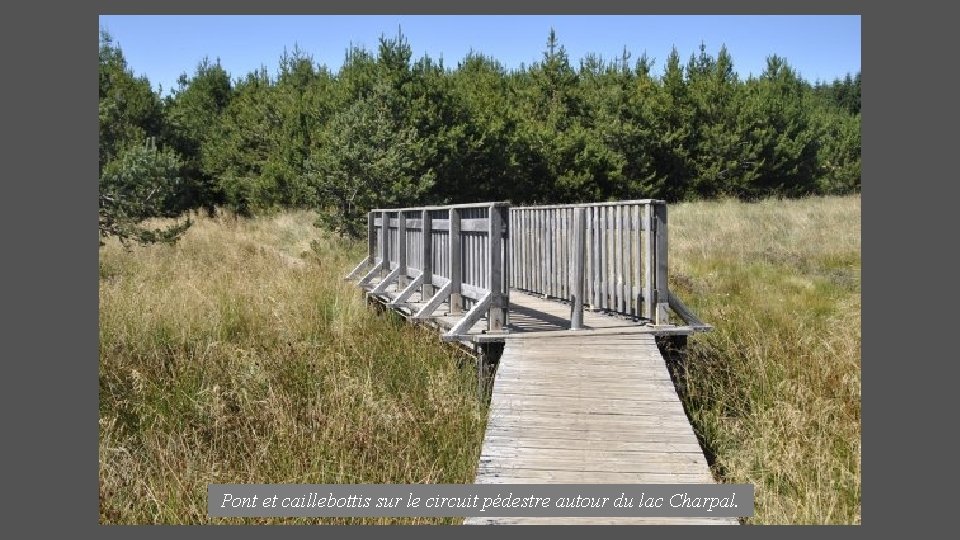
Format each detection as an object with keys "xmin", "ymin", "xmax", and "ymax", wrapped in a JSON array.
[
  {"xmin": 347, "ymin": 202, "xmax": 509, "ymax": 341},
  {"xmin": 347, "ymin": 200, "xmax": 709, "ymax": 338}
]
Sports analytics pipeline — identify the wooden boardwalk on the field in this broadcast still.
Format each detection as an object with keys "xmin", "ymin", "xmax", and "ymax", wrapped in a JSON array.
[
  {"xmin": 463, "ymin": 333, "xmax": 737, "ymax": 525},
  {"xmin": 368, "ymin": 280, "xmax": 695, "ymax": 343},
  {"xmin": 353, "ymin": 200, "xmax": 737, "ymax": 525}
]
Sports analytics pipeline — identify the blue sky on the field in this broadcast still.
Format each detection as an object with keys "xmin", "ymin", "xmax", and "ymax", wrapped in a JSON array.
[{"xmin": 99, "ymin": 15, "xmax": 861, "ymax": 96}]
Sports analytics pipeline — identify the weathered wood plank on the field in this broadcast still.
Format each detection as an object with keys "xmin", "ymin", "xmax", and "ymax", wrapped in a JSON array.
[{"xmin": 448, "ymin": 208, "xmax": 462, "ymax": 314}]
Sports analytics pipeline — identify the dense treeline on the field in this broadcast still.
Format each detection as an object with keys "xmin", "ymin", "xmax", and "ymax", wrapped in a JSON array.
[{"xmin": 98, "ymin": 28, "xmax": 860, "ymax": 240}]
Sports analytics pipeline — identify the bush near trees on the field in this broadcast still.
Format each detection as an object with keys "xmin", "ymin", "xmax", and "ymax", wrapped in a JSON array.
[{"xmin": 98, "ymin": 28, "xmax": 861, "ymax": 241}]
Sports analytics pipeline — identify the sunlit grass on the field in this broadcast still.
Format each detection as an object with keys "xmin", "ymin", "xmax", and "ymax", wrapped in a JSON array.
[
  {"xmin": 99, "ymin": 210, "xmax": 486, "ymax": 524},
  {"xmin": 669, "ymin": 195, "xmax": 861, "ymax": 524}
]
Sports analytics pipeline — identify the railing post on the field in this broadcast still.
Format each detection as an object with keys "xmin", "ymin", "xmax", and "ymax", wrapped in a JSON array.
[
  {"xmin": 643, "ymin": 204, "xmax": 654, "ymax": 321},
  {"xmin": 488, "ymin": 204, "xmax": 507, "ymax": 332},
  {"xmin": 570, "ymin": 206, "xmax": 586, "ymax": 330},
  {"xmin": 380, "ymin": 210, "xmax": 390, "ymax": 276},
  {"xmin": 397, "ymin": 210, "xmax": 407, "ymax": 289},
  {"xmin": 448, "ymin": 207, "xmax": 462, "ymax": 315},
  {"xmin": 653, "ymin": 202, "xmax": 670, "ymax": 325},
  {"xmin": 367, "ymin": 211, "xmax": 375, "ymax": 265},
  {"xmin": 421, "ymin": 209, "xmax": 433, "ymax": 299}
]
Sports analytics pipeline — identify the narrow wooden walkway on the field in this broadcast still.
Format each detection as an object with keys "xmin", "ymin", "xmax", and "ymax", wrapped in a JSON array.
[{"xmin": 463, "ymin": 333, "xmax": 737, "ymax": 525}]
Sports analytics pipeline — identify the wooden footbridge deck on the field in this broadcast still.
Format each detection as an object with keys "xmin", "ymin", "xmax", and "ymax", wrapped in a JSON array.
[{"xmin": 346, "ymin": 201, "xmax": 737, "ymax": 525}]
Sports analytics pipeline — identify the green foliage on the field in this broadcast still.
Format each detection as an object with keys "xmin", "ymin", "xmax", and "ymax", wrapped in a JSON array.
[
  {"xmin": 163, "ymin": 57, "xmax": 234, "ymax": 212},
  {"xmin": 99, "ymin": 26, "xmax": 861, "ymax": 228},
  {"xmin": 99, "ymin": 139, "xmax": 192, "ymax": 246},
  {"xmin": 307, "ymin": 81, "xmax": 435, "ymax": 237},
  {"xmin": 99, "ymin": 30, "xmax": 190, "ymax": 246},
  {"xmin": 99, "ymin": 30, "xmax": 163, "ymax": 175}
]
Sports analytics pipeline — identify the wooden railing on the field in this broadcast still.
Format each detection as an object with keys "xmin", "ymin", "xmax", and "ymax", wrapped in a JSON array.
[
  {"xmin": 509, "ymin": 200, "xmax": 677, "ymax": 327},
  {"xmin": 348, "ymin": 199, "xmax": 708, "ymax": 337},
  {"xmin": 345, "ymin": 203, "xmax": 510, "ymax": 341}
]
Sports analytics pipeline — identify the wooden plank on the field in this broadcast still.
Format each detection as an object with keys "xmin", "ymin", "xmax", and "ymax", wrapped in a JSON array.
[
  {"xmin": 370, "ymin": 266, "xmax": 401, "ymax": 294},
  {"xmin": 478, "ymin": 452, "xmax": 707, "ymax": 468},
  {"xmin": 634, "ymin": 204, "xmax": 642, "ymax": 317},
  {"xmin": 421, "ymin": 210, "xmax": 433, "ymax": 298},
  {"xmin": 643, "ymin": 203, "xmax": 654, "ymax": 321},
  {"xmin": 448, "ymin": 208, "xmax": 462, "ymax": 314},
  {"xmin": 613, "ymin": 205, "xmax": 626, "ymax": 313},
  {"xmin": 388, "ymin": 272, "xmax": 425, "ymax": 307},
  {"xmin": 397, "ymin": 210, "xmax": 408, "ymax": 288},
  {"xmin": 443, "ymin": 292, "xmax": 492, "ymax": 340},
  {"xmin": 543, "ymin": 210, "xmax": 557, "ymax": 296},
  {"xmin": 366, "ymin": 211, "xmax": 376, "ymax": 264},
  {"xmin": 479, "ymin": 437, "xmax": 703, "ymax": 453},
  {"xmin": 458, "ymin": 218, "xmax": 490, "ymax": 232},
  {"xmin": 413, "ymin": 280, "xmax": 452, "ymax": 319},
  {"xmin": 380, "ymin": 210, "xmax": 390, "ymax": 271},
  {"xmin": 488, "ymin": 205, "xmax": 506, "ymax": 332},
  {"xmin": 667, "ymin": 290, "xmax": 711, "ymax": 330},
  {"xmin": 654, "ymin": 202, "xmax": 670, "ymax": 325},
  {"xmin": 569, "ymin": 207, "xmax": 586, "ymax": 330}
]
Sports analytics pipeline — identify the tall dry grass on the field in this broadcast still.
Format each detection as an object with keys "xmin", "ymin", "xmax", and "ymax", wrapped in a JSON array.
[
  {"xmin": 668, "ymin": 195, "xmax": 861, "ymax": 524},
  {"xmin": 99, "ymin": 210, "xmax": 486, "ymax": 524},
  {"xmin": 100, "ymin": 196, "xmax": 861, "ymax": 525}
]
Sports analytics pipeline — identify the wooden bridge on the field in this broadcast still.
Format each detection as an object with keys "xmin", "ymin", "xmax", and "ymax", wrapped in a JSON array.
[{"xmin": 345, "ymin": 201, "xmax": 736, "ymax": 525}]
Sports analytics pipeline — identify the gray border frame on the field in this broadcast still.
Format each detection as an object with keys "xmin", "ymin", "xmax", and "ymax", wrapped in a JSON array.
[{"xmin": 11, "ymin": 0, "xmax": 923, "ymax": 538}]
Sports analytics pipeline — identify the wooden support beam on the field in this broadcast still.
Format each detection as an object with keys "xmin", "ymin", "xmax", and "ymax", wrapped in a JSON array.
[
  {"xmin": 449, "ymin": 207, "xmax": 462, "ymax": 315},
  {"xmin": 488, "ymin": 204, "xmax": 506, "ymax": 332},
  {"xmin": 370, "ymin": 266, "xmax": 402, "ymax": 294},
  {"xmin": 643, "ymin": 203, "xmax": 654, "ymax": 321},
  {"xmin": 358, "ymin": 262, "xmax": 381, "ymax": 286},
  {"xmin": 653, "ymin": 202, "xmax": 670, "ymax": 326},
  {"xmin": 667, "ymin": 290, "xmax": 712, "ymax": 331},
  {"xmin": 414, "ymin": 280, "xmax": 452, "ymax": 319},
  {"xmin": 389, "ymin": 272, "xmax": 425, "ymax": 307},
  {"xmin": 344, "ymin": 258, "xmax": 369, "ymax": 281},
  {"xmin": 569, "ymin": 207, "xmax": 586, "ymax": 330},
  {"xmin": 397, "ymin": 210, "xmax": 408, "ymax": 289},
  {"xmin": 380, "ymin": 210, "xmax": 390, "ymax": 275},
  {"xmin": 367, "ymin": 210, "xmax": 375, "ymax": 265},
  {"xmin": 443, "ymin": 292, "xmax": 492, "ymax": 341},
  {"xmin": 421, "ymin": 209, "xmax": 434, "ymax": 299}
]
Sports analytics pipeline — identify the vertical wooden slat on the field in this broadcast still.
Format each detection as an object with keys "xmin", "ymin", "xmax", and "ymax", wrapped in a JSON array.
[
  {"xmin": 380, "ymin": 210, "xmax": 390, "ymax": 277},
  {"xmin": 610, "ymin": 206, "xmax": 616, "ymax": 311},
  {"xmin": 601, "ymin": 206, "xmax": 607, "ymax": 308},
  {"xmin": 503, "ymin": 206, "xmax": 510, "ymax": 328},
  {"xmin": 643, "ymin": 203, "xmax": 654, "ymax": 321},
  {"xmin": 654, "ymin": 202, "xmax": 670, "ymax": 325},
  {"xmin": 590, "ymin": 206, "xmax": 600, "ymax": 309},
  {"xmin": 616, "ymin": 204, "xmax": 626, "ymax": 313},
  {"xmin": 367, "ymin": 211, "xmax": 375, "ymax": 265},
  {"xmin": 421, "ymin": 210, "xmax": 433, "ymax": 298},
  {"xmin": 556, "ymin": 209, "xmax": 562, "ymax": 298},
  {"xmin": 620, "ymin": 204, "xmax": 629, "ymax": 313},
  {"xmin": 488, "ymin": 205, "xmax": 506, "ymax": 332},
  {"xmin": 539, "ymin": 209, "xmax": 544, "ymax": 295},
  {"xmin": 510, "ymin": 209, "xmax": 527, "ymax": 289},
  {"xmin": 634, "ymin": 204, "xmax": 642, "ymax": 318},
  {"xmin": 523, "ymin": 209, "xmax": 529, "ymax": 291},
  {"xmin": 570, "ymin": 207, "xmax": 586, "ymax": 330},
  {"xmin": 449, "ymin": 207, "xmax": 462, "ymax": 314},
  {"xmin": 560, "ymin": 209, "xmax": 566, "ymax": 299},
  {"xmin": 545, "ymin": 209, "xmax": 552, "ymax": 298},
  {"xmin": 585, "ymin": 207, "xmax": 592, "ymax": 307},
  {"xmin": 563, "ymin": 208, "xmax": 570, "ymax": 299},
  {"xmin": 397, "ymin": 211, "xmax": 408, "ymax": 288}
]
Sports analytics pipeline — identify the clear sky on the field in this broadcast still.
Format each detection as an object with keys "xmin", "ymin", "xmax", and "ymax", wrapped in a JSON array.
[{"xmin": 98, "ymin": 15, "xmax": 861, "ymax": 96}]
